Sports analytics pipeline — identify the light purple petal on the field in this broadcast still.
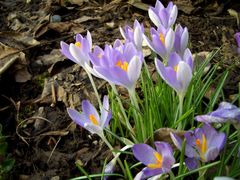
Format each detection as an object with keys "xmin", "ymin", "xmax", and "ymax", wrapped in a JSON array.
[
  {"xmin": 168, "ymin": 52, "xmax": 181, "ymax": 68},
  {"xmin": 169, "ymin": 5, "xmax": 178, "ymax": 27},
  {"xmin": 155, "ymin": 58, "xmax": 181, "ymax": 91},
  {"xmin": 180, "ymin": 27, "xmax": 189, "ymax": 53},
  {"xmin": 152, "ymin": 35, "xmax": 167, "ymax": 57},
  {"xmin": 132, "ymin": 144, "xmax": 157, "ymax": 165},
  {"xmin": 82, "ymin": 100, "xmax": 100, "ymax": 123},
  {"xmin": 165, "ymin": 28, "xmax": 175, "ymax": 54},
  {"xmin": 176, "ymin": 61, "xmax": 192, "ymax": 95},
  {"xmin": 100, "ymin": 96, "xmax": 112, "ymax": 128},
  {"xmin": 127, "ymin": 56, "xmax": 142, "ymax": 89},
  {"xmin": 183, "ymin": 48, "xmax": 193, "ymax": 70},
  {"xmin": 69, "ymin": 44, "xmax": 88, "ymax": 66},
  {"xmin": 60, "ymin": 41, "xmax": 76, "ymax": 62},
  {"xmin": 195, "ymin": 115, "xmax": 226, "ymax": 123},
  {"xmin": 134, "ymin": 25, "xmax": 143, "ymax": 50},
  {"xmin": 208, "ymin": 132, "xmax": 226, "ymax": 151},
  {"xmin": 205, "ymin": 147, "xmax": 219, "ymax": 162},
  {"xmin": 184, "ymin": 158, "xmax": 199, "ymax": 170},
  {"xmin": 67, "ymin": 108, "xmax": 87, "ymax": 127},
  {"xmin": 86, "ymin": 31, "xmax": 92, "ymax": 50},
  {"xmin": 142, "ymin": 168, "xmax": 163, "ymax": 178},
  {"xmin": 148, "ymin": 8, "xmax": 161, "ymax": 27},
  {"xmin": 159, "ymin": 10, "xmax": 169, "ymax": 28}
]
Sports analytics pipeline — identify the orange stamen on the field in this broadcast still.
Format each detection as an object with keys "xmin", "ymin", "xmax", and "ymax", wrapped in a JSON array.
[
  {"xmin": 159, "ymin": 33, "xmax": 165, "ymax": 45},
  {"xmin": 195, "ymin": 134, "xmax": 208, "ymax": 161},
  {"xmin": 89, "ymin": 114, "xmax": 99, "ymax": 125},
  {"xmin": 116, "ymin": 60, "xmax": 128, "ymax": 72}
]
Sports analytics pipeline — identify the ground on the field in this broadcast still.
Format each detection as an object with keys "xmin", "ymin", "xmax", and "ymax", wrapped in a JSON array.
[{"xmin": 0, "ymin": 0, "xmax": 240, "ymax": 179}]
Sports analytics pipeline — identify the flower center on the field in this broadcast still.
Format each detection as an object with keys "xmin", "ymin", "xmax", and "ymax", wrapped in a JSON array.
[
  {"xmin": 116, "ymin": 60, "xmax": 128, "ymax": 72},
  {"xmin": 89, "ymin": 114, "xmax": 99, "ymax": 125},
  {"xmin": 75, "ymin": 41, "xmax": 82, "ymax": 48},
  {"xmin": 97, "ymin": 53, "xmax": 103, "ymax": 59},
  {"xmin": 159, "ymin": 33, "xmax": 165, "ymax": 45},
  {"xmin": 195, "ymin": 134, "xmax": 207, "ymax": 160},
  {"xmin": 147, "ymin": 152, "xmax": 163, "ymax": 169},
  {"xmin": 174, "ymin": 65, "xmax": 178, "ymax": 72}
]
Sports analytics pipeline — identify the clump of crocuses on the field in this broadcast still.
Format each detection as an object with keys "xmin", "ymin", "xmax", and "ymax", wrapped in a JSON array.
[{"xmin": 171, "ymin": 123, "xmax": 226, "ymax": 170}]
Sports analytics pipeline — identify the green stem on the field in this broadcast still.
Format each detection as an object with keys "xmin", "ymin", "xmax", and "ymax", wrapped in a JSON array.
[
  {"xmin": 177, "ymin": 94, "xmax": 184, "ymax": 130},
  {"xmin": 111, "ymin": 84, "xmax": 135, "ymax": 136},
  {"xmin": 85, "ymin": 69, "xmax": 102, "ymax": 109},
  {"xmin": 128, "ymin": 89, "xmax": 145, "ymax": 141}
]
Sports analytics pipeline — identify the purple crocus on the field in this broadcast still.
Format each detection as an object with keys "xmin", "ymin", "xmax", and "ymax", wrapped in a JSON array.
[
  {"xmin": 120, "ymin": 20, "xmax": 144, "ymax": 51},
  {"xmin": 67, "ymin": 96, "xmax": 111, "ymax": 136},
  {"xmin": 170, "ymin": 123, "xmax": 226, "ymax": 170},
  {"xmin": 155, "ymin": 51, "xmax": 193, "ymax": 96},
  {"xmin": 196, "ymin": 102, "xmax": 240, "ymax": 129},
  {"xmin": 60, "ymin": 31, "xmax": 92, "ymax": 69},
  {"xmin": 144, "ymin": 27, "xmax": 175, "ymax": 60},
  {"xmin": 174, "ymin": 24, "xmax": 189, "ymax": 57},
  {"xmin": 89, "ymin": 40, "xmax": 143, "ymax": 92},
  {"xmin": 148, "ymin": 0, "xmax": 178, "ymax": 29},
  {"xmin": 132, "ymin": 142, "xmax": 175, "ymax": 179}
]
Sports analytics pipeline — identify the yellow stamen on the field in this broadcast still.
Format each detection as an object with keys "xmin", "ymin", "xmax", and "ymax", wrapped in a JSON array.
[
  {"xmin": 201, "ymin": 134, "xmax": 207, "ymax": 154},
  {"xmin": 116, "ymin": 60, "xmax": 128, "ymax": 72},
  {"xmin": 174, "ymin": 65, "xmax": 178, "ymax": 72},
  {"xmin": 89, "ymin": 114, "xmax": 99, "ymax": 125},
  {"xmin": 195, "ymin": 134, "xmax": 208, "ymax": 161},
  {"xmin": 75, "ymin": 41, "xmax": 82, "ymax": 48},
  {"xmin": 147, "ymin": 152, "xmax": 163, "ymax": 169},
  {"xmin": 159, "ymin": 33, "xmax": 165, "ymax": 45}
]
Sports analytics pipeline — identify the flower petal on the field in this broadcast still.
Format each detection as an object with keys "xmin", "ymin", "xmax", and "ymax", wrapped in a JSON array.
[
  {"xmin": 148, "ymin": 8, "xmax": 161, "ymax": 27},
  {"xmin": 127, "ymin": 56, "xmax": 142, "ymax": 89},
  {"xmin": 67, "ymin": 108, "xmax": 87, "ymax": 127},
  {"xmin": 82, "ymin": 100, "xmax": 100, "ymax": 123},
  {"xmin": 60, "ymin": 41, "xmax": 75, "ymax": 62},
  {"xmin": 132, "ymin": 144, "xmax": 157, "ymax": 165},
  {"xmin": 176, "ymin": 61, "xmax": 192, "ymax": 95},
  {"xmin": 184, "ymin": 157, "xmax": 199, "ymax": 170},
  {"xmin": 155, "ymin": 58, "xmax": 181, "ymax": 91}
]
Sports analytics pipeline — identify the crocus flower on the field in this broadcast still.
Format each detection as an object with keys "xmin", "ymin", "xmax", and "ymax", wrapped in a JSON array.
[
  {"xmin": 60, "ymin": 31, "xmax": 92, "ymax": 69},
  {"xmin": 67, "ymin": 95, "xmax": 111, "ymax": 136},
  {"xmin": 144, "ymin": 27, "xmax": 175, "ymax": 60},
  {"xmin": 89, "ymin": 40, "xmax": 143, "ymax": 92},
  {"xmin": 148, "ymin": 0, "xmax": 178, "ymax": 29},
  {"xmin": 120, "ymin": 20, "xmax": 144, "ymax": 51},
  {"xmin": 132, "ymin": 141, "xmax": 175, "ymax": 179},
  {"xmin": 174, "ymin": 24, "xmax": 189, "ymax": 57},
  {"xmin": 196, "ymin": 102, "xmax": 240, "ymax": 129},
  {"xmin": 155, "ymin": 51, "xmax": 193, "ymax": 96},
  {"xmin": 170, "ymin": 123, "xmax": 226, "ymax": 170}
]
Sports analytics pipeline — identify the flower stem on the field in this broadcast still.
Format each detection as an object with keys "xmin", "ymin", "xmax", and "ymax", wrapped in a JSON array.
[
  {"xmin": 111, "ymin": 84, "xmax": 135, "ymax": 136},
  {"xmin": 85, "ymin": 69, "xmax": 102, "ymax": 109},
  {"xmin": 129, "ymin": 89, "xmax": 145, "ymax": 141},
  {"xmin": 177, "ymin": 94, "xmax": 184, "ymax": 130}
]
